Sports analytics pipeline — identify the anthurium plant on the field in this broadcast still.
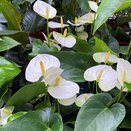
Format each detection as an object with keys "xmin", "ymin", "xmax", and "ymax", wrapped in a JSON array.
[{"xmin": 0, "ymin": 0, "xmax": 131, "ymax": 131}]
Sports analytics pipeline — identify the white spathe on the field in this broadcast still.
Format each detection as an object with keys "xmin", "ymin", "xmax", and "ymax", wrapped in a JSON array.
[
  {"xmin": 0, "ymin": 106, "xmax": 14, "ymax": 125},
  {"xmin": 93, "ymin": 52, "xmax": 118, "ymax": 64},
  {"xmin": 67, "ymin": 13, "xmax": 95, "ymax": 26},
  {"xmin": 117, "ymin": 59, "xmax": 131, "ymax": 91},
  {"xmin": 84, "ymin": 65, "xmax": 117, "ymax": 91},
  {"xmin": 58, "ymin": 95, "xmax": 77, "ymax": 106},
  {"xmin": 25, "ymin": 54, "xmax": 60, "ymax": 82},
  {"xmin": 33, "ymin": 1, "xmax": 57, "ymax": 19},
  {"xmin": 88, "ymin": 1, "xmax": 98, "ymax": 12},
  {"xmin": 48, "ymin": 78, "xmax": 79, "ymax": 99},
  {"xmin": 75, "ymin": 93, "xmax": 93, "ymax": 107},
  {"xmin": 48, "ymin": 21, "xmax": 69, "ymax": 28},
  {"xmin": 53, "ymin": 31, "xmax": 76, "ymax": 48}
]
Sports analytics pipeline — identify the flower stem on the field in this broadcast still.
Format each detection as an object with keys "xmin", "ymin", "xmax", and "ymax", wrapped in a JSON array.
[
  {"xmin": 57, "ymin": 100, "xmax": 60, "ymax": 113},
  {"xmin": 46, "ymin": 19, "xmax": 51, "ymax": 47}
]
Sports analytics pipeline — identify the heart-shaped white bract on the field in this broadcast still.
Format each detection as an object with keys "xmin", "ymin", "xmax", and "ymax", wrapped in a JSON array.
[
  {"xmin": 84, "ymin": 65, "xmax": 117, "ymax": 91},
  {"xmin": 75, "ymin": 93, "xmax": 93, "ymax": 107},
  {"xmin": 58, "ymin": 95, "xmax": 77, "ymax": 106},
  {"xmin": 48, "ymin": 78, "xmax": 79, "ymax": 99},
  {"xmin": 48, "ymin": 21, "xmax": 69, "ymax": 28},
  {"xmin": 93, "ymin": 52, "xmax": 118, "ymax": 64},
  {"xmin": 33, "ymin": 1, "xmax": 57, "ymax": 19},
  {"xmin": 88, "ymin": 1, "xmax": 98, "ymax": 12},
  {"xmin": 67, "ymin": 13, "xmax": 95, "ymax": 26},
  {"xmin": 25, "ymin": 54, "xmax": 60, "ymax": 82},
  {"xmin": 53, "ymin": 31, "xmax": 76, "ymax": 48},
  {"xmin": 0, "ymin": 106, "xmax": 14, "ymax": 125},
  {"xmin": 117, "ymin": 59, "xmax": 131, "ymax": 91}
]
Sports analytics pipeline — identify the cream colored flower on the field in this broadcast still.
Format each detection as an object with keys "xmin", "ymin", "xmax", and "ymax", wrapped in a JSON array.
[
  {"xmin": 53, "ymin": 28, "xmax": 76, "ymax": 48},
  {"xmin": 33, "ymin": 1, "xmax": 57, "ymax": 19},
  {"xmin": 117, "ymin": 59, "xmax": 131, "ymax": 91},
  {"xmin": 67, "ymin": 13, "xmax": 95, "ymax": 26},
  {"xmin": 93, "ymin": 52, "xmax": 118, "ymax": 64},
  {"xmin": 88, "ymin": 1, "xmax": 98, "ymax": 12},
  {"xmin": 25, "ymin": 54, "xmax": 60, "ymax": 82},
  {"xmin": 84, "ymin": 65, "xmax": 117, "ymax": 91}
]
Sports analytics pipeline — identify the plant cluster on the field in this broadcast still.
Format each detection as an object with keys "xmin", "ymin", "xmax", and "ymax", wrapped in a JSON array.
[{"xmin": 0, "ymin": 0, "xmax": 131, "ymax": 131}]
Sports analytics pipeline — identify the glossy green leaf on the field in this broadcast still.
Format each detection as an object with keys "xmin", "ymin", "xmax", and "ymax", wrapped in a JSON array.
[
  {"xmin": 124, "ymin": 82, "xmax": 131, "ymax": 91},
  {"xmin": 8, "ymin": 112, "xmax": 27, "ymax": 122},
  {"xmin": 93, "ymin": 0, "xmax": 131, "ymax": 34},
  {"xmin": 0, "ymin": 0, "xmax": 21, "ymax": 30},
  {"xmin": 0, "ymin": 36, "xmax": 21, "ymax": 52},
  {"xmin": 0, "ymin": 108, "xmax": 63, "ymax": 131},
  {"xmin": 0, "ymin": 56, "xmax": 20, "ymax": 87},
  {"xmin": 7, "ymin": 82, "xmax": 46, "ymax": 107},
  {"xmin": 94, "ymin": 37, "xmax": 118, "ymax": 55},
  {"xmin": 77, "ymin": 0, "xmax": 90, "ymax": 12},
  {"xmin": 74, "ymin": 93, "xmax": 126, "ymax": 131},
  {"xmin": 121, "ymin": 107, "xmax": 131, "ymax": 129},
  {"xmin": 73, "ymin": 36, "xmax": 94, "ymax": 53},
  {"xmin": 22, "ymin": 10, "xmax": 45, "ymax": 32},
  {"xmin": 0, "ymin": 30, "xmax": 29, "ymax": 45},
  {"xmin": 48, "ymin": 51, "xmax": 96, "ymax": 82}
]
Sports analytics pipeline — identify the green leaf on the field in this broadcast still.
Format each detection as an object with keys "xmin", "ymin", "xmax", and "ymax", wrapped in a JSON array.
[
  {"xmin": 47, "ymin": 51, "xmax": 96, "ymax": 82},
  {"xmin": 63, "ymin": 124, "xmax": 74, "ymax": 131},
  {"xmin": 93, "ymin": 0, "xmax": 131, "ymax": 34},
  {"xmin": 74, "ymin": 93, "xmax": 126, "ymax": 131},
  {"xmin": 0, "ymin": 108, "xmax": 63, "ymax": 131},
  {"xmin": 0, "ymin": 56, "xmax": 20, "ymax": 87},
  {"xmin": 8, "ymin": 112, "xmax": 27, "ymax": 122},
  {"xmin": 73, "ymin": 36, "xmax": 94, "ymax": 53},
  {"xmin": 76, "ymin": 0, "xmax": 90, "ymax": 12},
  {"xmin": 0, "ymin": 30, "xmax": 29, "ymax": 45},
  {"xmin": 0, "ymin": 0, "xmax": 21, "ymax": 30},
  {"xmin": 7, "ymin": 82, "xmax": 46, "ymax": 107},
  {"xmin": 124, "ymin": 82, "xmax": 131, "ymax": 90},
  {"xmin": 22, "ymin": 10, "xmax": 45, "ymax": 32},
  {"xmin": 121, "ymin": 107, "xmax": 131, "ymax": 129},
  {"xmin": 94, "ymin": 37, "xmax": 117, "ymax": 55},
  {"xmin": 0, "ymin": 36, "xmax": 21, "ymax": 52}
]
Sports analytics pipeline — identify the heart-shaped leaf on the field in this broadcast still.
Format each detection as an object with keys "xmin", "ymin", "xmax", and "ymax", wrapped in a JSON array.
[
  {"xmin": 47, "ymin": 51, "xmax": 96, "ymax": 82},
  {"xmin": 74, "ymin": 93, "xmax": 126, "ymax": 131},
  {"xmin": 0, "ymin": 108, "xmax": 63, "ymax": 131}
]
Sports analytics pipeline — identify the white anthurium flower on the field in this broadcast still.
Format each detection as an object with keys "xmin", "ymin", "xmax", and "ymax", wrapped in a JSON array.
[
  {"xmin": 53, "ymin": 28, "xmax": 76, "ymax": 48},
  {"xmin": 49, "ymin": 21, "xmax": 69, "ymax": 28},
  {"xmin": 0, "ymin": 106, "xmax": 14, "ymax": 125},
  {"xmin": 48, "ymin": 77, "xmax": 79, "ymax": 99},
  {"xmin": 25, "ymin": 54, "xmax": 60, "ymax": 82},
  {"xmin": 88, "ymin": 1, "xmax": 98, "ymax": 12},
  {"xmin": 58, "ymin": 95, "xmax": 77, "ymax": 106},
  {"xmin": 84, "ymin": 65, "xmax": 117, "ymax": 91},
  {"xmin": 67, "ymin": 13, "xmax": 95, "ymax": 26},
  {"xmin": 33, "ymin": 1, "xmax": 57, "ymax": 19},
  {"xmin": 42, "ymin": 66, "xmax": 79, "ymax": 99},
  {"xmin": 117, "ymin": 58, "xmax": 131, "ymax": 91},
  {"xmin": 49, "ymin": 17, "xmax": 69, "ymax": 28},
  {"xmin": 93, "ymin": 52, "xmax": 118, "ymax": 64},
  {"xmin": 75, "ymin": 93, "xmax": 93, "ymax": 107}
]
